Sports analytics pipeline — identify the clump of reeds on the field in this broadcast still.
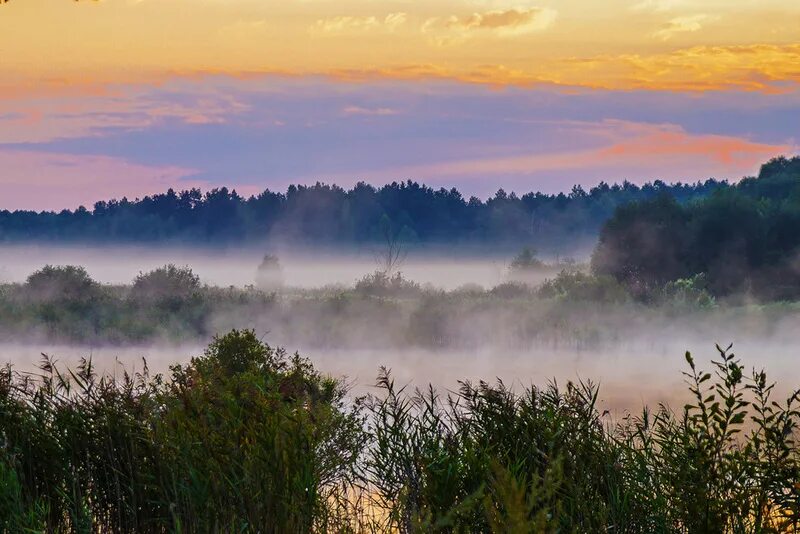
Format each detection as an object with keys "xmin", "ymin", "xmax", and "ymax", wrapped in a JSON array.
[{"xmin": 359, "ymin": 345, "xmax": 800, "ymax": 533}]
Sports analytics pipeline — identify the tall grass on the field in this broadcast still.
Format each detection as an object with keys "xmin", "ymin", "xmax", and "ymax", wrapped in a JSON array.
[{"xmin": 1, "ymin": 334, "xmax": 799, "ymax": 532}]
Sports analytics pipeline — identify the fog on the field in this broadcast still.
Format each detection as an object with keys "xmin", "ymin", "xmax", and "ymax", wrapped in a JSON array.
[
  {"xmin": 1, "ymin": 243, "xmax": 799, "ymax": 414},
  {"xmin": 0, "ymin": 244, "xmax": 522, "ymax": 289},
  {"xmin": 3, "ymin": 329, "xmax": 799, "ymax": 415}
]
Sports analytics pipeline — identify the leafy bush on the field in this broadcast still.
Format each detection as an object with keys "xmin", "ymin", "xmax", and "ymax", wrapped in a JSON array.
[
  {"xmin": 0, "ymin": 330, "xmax": 362, "ymax": 532},
  {"xmin": 130, "ymin": 264, "xmax": 201, "ymax": 306},
  {"xmin": 2, "ymin": 337, "xmax": 800, "ymax": 531},
  {"xmin": 538, "ymin": 270, "xmax": 629, "ymax": 303},
  {"xmin": 489, "ymin": 281, "xmax": 532, "ymax": 299},
  {"xmin": 24, "ymin": 265, "xmax": 100, "ymax": 304},
  {"xmin": 361, "ymin": 346, "xmax": 800, "ymax": 532},
  {"xmin": 661, "ymin": 273, "xmax": 716, "ymax": 308}
]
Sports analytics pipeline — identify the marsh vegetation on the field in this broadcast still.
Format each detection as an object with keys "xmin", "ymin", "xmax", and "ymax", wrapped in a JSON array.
[{"xmin": 2, "ymin": 331, "xmax": 800, "ymax": 532}]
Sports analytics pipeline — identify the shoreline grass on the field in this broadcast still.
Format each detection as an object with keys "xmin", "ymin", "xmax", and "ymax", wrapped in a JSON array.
[{"xmin": 1, "ymin": 331, "xmax": 799, "ymax": 532}]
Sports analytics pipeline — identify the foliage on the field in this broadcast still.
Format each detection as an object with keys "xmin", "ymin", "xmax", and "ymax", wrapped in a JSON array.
[
  {"xmin": 25, "ymin": 265, "xmax": 101, "ymax": 305},
  {"xmin": 0, "ymin": 175, "xmax": 730, "ymax": 247},
  {"xmin": 593, "ymin": 156, "xmax": 800, "ymax": 301},
  {"xmin": 509, "ymin": 247, "xmax": 546, "ymax": 272},
  {"xmin": 130, "ymin": 264, "xmax": 201, "ymax": 306},
  {"xmin": 361, "ymin": 347, "xmax": 800, "ymax": 533},
  {"xmin": 10, "ymin": 264, "xmax": 800, "ymax": 352},
  {"xmin": 355, "ymin": 271, "xmax": 422, "ymax": 298},
  {"xmin": 0, "ymin": 330, "xmax": 362, "ymax": 533},
  {"xmin": 661, "ymin": 273, "xmax": 716, "ymax": 308},
  {"xmin": 2, "ymin": 331, "xmax": 800, "ymax": 531},
  {"xmin": 538, "ymin": 269, "xmax": 629, "ymax": 303}
]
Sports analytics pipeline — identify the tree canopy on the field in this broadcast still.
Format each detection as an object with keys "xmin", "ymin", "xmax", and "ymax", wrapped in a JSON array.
[
  {"xmin": 0, "ymin": 176, "xmax": 729, "ymax": 248},
  {"xmin": 593, "ymin": 156, "xmax": 800, "ymax": 300}
]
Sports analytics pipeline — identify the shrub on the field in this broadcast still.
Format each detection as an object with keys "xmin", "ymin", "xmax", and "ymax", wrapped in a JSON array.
[
  {"xmin": 24, "ymin": 265, "xmax": 99, "ymax": 304},
  {"xmin": 3, "ymin": 330, "xmax": 800, "ymax": 532},
  {"xmin": 361, "ymin": 347, "xmax": 800, "ymax": 532},
  {"xmin": 130, "ymin": 264, "xmax": 201, "ymax": 306},
  {"xmin": 489, "ymin": 281, "xmax": 532, "ymax": 299},
  {"xmin": 355, "ymin": 271, "xmax": 421, "ymax": 298},
  {"xmin": 0, "ymin": 330, "xmax": 362, "ymax": 532},
  {"xmin": 538, "ymin": 270, "xmax": 629, "ymax": 303},
  {"xmin": 660, "ymin": 273, "xmax": 716, "ymax": 308}
]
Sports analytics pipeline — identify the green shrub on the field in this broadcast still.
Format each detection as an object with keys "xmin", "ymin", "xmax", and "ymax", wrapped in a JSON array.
[
  {"xmin": 0, "ymin": 330, "xmax": 362, "ymax": 532},
  {"xmin": 130, "ymin": 264, "xmax": 201, "ymax": 307},
  {"xmin": 538, "ymin": 270, "xmax": 629, "ymax": 303},
  {"xmin": 24, "ymin": 265, "xmax": 99, "ymax": 303},
  {"xmin": 661, "ymin": 273, "xmax": 716, "ymax": 308}
]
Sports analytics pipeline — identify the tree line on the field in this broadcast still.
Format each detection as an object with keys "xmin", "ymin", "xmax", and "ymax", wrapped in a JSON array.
[{"xmin": 0, "ymin": 178, "xmax": 727, "ymax": 247}]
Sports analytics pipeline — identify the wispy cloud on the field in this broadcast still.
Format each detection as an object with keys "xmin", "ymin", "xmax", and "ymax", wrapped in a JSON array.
[
  {"xmin": 326, "ymin": 43, "xmax": 800, "ymax": 92},
  {"xmin": 423, "ymin": 7, "xmax": 556, "ymax": 44},
  {"xmin": 342, "ymin": 105, "xmax": 399, "ymax": 116},
  {"xmin": 652, "ymin": 14, "xmax": 710, "ymax": 40},
  {"xmin": 632, "ymin": 0, "xmax": 692, "ymax": 13},
  {"xmin": 344, "ymin": 120, "xmax": 793, "ymax": 184},
  {"xmin": 311, "ymin": 13, "xmax": 407, "ymax": 35},
  {"xmin": 0, "ymin": 83, "xmax": 249, "ymax": 143}
]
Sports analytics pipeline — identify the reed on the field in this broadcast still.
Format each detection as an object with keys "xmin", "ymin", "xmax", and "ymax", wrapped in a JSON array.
[{"xmin": 1, "ymin": 334, "xmax": 799, "ymax": 532}]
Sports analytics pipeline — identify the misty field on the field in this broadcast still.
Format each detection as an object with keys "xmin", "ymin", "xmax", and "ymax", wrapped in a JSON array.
[
  {"xmin": 3, "ymin": 158, "xmax": 800, "ymax": 532},
  {"xmin": 1, "ymin": 257, "xmax": 800, "ymax": 532}
]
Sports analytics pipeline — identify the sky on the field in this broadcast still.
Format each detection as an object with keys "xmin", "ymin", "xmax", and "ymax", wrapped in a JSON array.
[{"xmin": 0, "ymin": 0, "xmax": 798, "ymax": 210}]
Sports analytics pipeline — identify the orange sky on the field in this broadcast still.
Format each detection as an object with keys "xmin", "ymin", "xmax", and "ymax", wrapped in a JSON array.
[{"xmin": 1, "ymin": 0, "xmax": 798, "ymax": 92}]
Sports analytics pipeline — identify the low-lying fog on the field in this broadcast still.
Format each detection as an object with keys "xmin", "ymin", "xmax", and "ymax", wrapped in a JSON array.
[
  {"xmin": 1, "ymin": 243, "xmax": 798, "ymax": 414},
  {"xmin": 0, "ymin": 244, "xmax": 520, "ymax": 289},
  {"xmin": 3, "ymin": 336, "xmax": 798, "ymax": 415}
]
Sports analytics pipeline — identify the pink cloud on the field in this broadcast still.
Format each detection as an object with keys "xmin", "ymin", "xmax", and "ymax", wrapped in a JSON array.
[
  {"xmin": 352, "ymin": 121, "xmax": 794, "ymax": 186},
  {"xmin": 0, "ymin": 150, "xmax": 201, "ymax": 211},
  {"xmin": 342, "ymin": 105, "xmax": 400, "ymax": 116},
  {"xmin": 0, "ymin": 84, "xmax": 248, "ymax": 143}
]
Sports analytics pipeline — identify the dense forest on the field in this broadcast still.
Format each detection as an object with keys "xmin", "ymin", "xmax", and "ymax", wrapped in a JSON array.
[
  {"xmin": 593, "ymin": 156, "xmax": 800, "ymax": 301},
  {"xmin": 0, "ymin": 176, "xmax": 728, "ymax": 247}
]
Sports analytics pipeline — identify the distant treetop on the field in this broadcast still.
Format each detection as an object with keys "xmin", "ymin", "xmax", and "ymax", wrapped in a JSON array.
[{"xmin": 3, "ymin": 159, "xmax": 793, "ymax": 247}]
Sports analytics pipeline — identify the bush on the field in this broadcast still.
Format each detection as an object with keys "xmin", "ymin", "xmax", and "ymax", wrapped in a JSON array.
[
  {"xmin": 24, "ymin": 265, "xmax": 100, "ymax": 304},
  {"xmin": 0, "ymin": 330, "xmax": 362, "ymax": 532},
  {"xmin": 361, "ymin": 347, "xmax": 800, "ymax": 532},
  {"xmin": 130, "ymin": 264, "xmax": 201, "ymax": 305},
  {"xmin": 3, "ymin": 338, "xmax": 800, "ymax": 531},
  {"xmin": 355, "ymin": 271, "xmax": 421, "ymax": 298},
  {"xmin": 538, "ymin": 270, "xmax": 629, "ymax": 303},
  {"xmin": 489, "ymin": 281, "xmax": 532, "ymax": 299},
  {"xmin": 660, "ymin": 273, "xmax": 716, "ymax": 308}
]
